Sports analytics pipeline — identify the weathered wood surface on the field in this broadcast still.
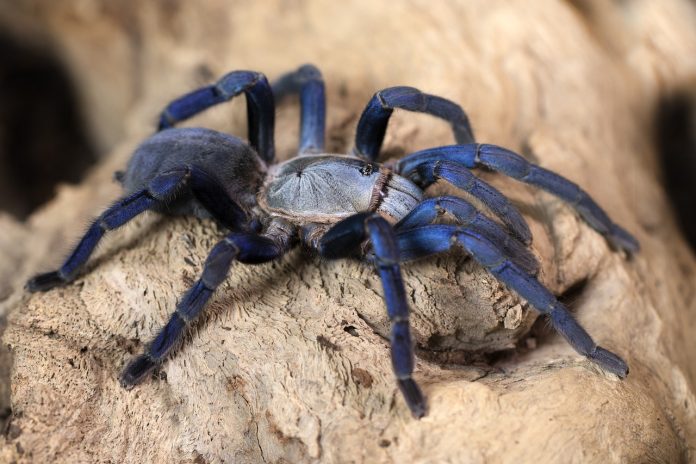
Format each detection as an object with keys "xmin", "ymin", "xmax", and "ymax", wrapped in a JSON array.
[{"xmin": 1, "ymin": 1, "xmax": 695, "ymax": 462}]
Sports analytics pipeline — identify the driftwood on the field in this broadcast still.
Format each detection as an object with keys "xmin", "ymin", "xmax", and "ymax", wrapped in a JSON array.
[{"xmin": 1, "ymin": 1, "xmax": 696, "ymax": 462}]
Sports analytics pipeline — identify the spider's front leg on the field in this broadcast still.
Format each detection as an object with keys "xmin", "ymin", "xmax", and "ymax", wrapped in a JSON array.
[
  {"xmin": 26, "ymin": 165, "xmax": 248, "ymax": 292},
  {"xmin": 121, "ymin": 220, "xmax": 294, "ymax": 386},
  {"xmin": 397, "ymin": 225, "xmax": 629, "ymax": 378},
  {"xmin": 396, "ymin": 196, "xmax": 539, "ymax": 276},
  {"xmin": 354, "ymin": 86, "xmax": 475, "ymax": 160},
  {"xmin": 397, "ymin": 145, "xmax": 639, "ymax": 255},
  {"xmin": 318, "ymin": 213, "xmax": 426, "ymax": 418},
  {"xmin": 406, "ymin": 159, "xmax": 532, "ymax": 245}
]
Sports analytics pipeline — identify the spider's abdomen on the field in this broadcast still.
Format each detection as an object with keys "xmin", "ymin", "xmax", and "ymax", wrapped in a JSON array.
[
  {"xmin": 258, "ymin": 155, "xmax": 423, "ymax": 224},
  {"xmin": 122, "ymin": 128, "xmax": 265, "ymax": 215}
]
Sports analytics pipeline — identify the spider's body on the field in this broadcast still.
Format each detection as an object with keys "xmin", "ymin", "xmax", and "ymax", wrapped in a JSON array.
[
  {"xmin": 124, "ymin": 127, "xmax": 422, "ymax": 229},
  {"xmin": 259, "ymin": 154, "xmax": 423, "ymax": 225},
  {"xmin": 122, "ymin": 128, "xmax": 264, "ymax": 216},
  {"xmin": 27, "ymin": 64, "xmax": 638, "ymax": 419}
]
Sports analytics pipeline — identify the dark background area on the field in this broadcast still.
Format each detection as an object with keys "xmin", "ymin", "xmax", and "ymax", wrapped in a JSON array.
[
  {"xmin": 0, "ymin": 30, "xmax": 96, "ymax": 219},
  {"xmin": 656, "ymin": 86, "xmax": 696, "ymax": 251}
]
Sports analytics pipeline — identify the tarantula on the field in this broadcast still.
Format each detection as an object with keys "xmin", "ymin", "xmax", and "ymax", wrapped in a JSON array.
[{"xmin": 27, "ymin": 64, "xmax": 638, "ymax": 418}]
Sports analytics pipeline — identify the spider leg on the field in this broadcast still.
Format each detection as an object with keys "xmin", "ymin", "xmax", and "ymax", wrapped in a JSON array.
[
  {"xmin": 318, "ymin": 213, "xmax": 426, "ymax": 418},
  {"xmin": 272, "ymin": 64, "xmax": 326, "ymax": 154},
  {"xmin": 354, "ymin": 86, "xmax": 475, "ymax": 160},
  {"xmin": 404, "ymin": 160, "xmax": 532, "ymax": 245},
  {"xmin": 120, "ymin": 228, "xmax": 291, "ymax": 387},
  {"xmin": 26, "ymin": 165, "xmax": 248, "ymax": 292},
  {"xmin": 397, "ymin": 145, "xmax": 640, "ymax": 255},
  {"xmin": 156, "ymin": 70, "xmax": 275, "ymax": 162},
  {"xmin": 396, "ymin": 224, "xmax": 629, "ymax": 378},
  {"xmin": 396, "ymin": 196, "xmax": 539, "ymax": 276}
]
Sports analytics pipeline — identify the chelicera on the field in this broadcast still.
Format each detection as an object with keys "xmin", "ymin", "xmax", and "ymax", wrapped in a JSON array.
[{"xmin": 27, "ymin": 64, "xmax": 638, "ymax": 418}]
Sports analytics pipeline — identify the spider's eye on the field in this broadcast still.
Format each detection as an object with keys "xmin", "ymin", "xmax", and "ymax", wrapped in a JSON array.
[{"xmin": 360, "ymin": 164, "xmax": 374, "ymax": 176}]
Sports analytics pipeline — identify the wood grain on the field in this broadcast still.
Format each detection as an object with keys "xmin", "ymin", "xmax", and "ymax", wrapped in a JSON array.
[{"xmin": 1, "ymin": 1, "xmax": 695, "ymax": 462}]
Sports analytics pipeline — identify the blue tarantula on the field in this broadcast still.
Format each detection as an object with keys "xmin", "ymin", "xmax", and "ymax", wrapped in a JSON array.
[{"xmin": 27, "ymin": 64, "xmax": 638, "ymax": 418}]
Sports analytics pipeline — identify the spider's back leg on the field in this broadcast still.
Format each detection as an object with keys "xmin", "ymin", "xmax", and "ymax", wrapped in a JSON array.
[
  {"xmin": 27, "ymin": 164, "xmax": 248, "ymax": 292},
  {"xmin": 272, "ymin": 64, "xmax": 326, "ymax": 154},
  {"xmin": 121, "ymin": 224, "xmax": 292, "ymax": 386},
  {"xmin": 156, "ymin": 70, "xmax": 276, "ymax": 162},
  {"xmin": 402, "ymin": 159, "xmax": 532, "ymax": 245},
  {"xmin": 27, "ymin": 128, "xmax": 264, "ymax": 292}
]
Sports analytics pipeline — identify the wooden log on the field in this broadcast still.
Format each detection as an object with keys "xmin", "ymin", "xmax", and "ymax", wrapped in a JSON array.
[{"xmin": 1, "ymin": 1, "xmax": 695, "ymax": 462}]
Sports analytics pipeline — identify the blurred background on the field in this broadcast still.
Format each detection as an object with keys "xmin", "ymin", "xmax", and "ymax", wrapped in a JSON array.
[{"xmin": 0, "ymin": 26, "xmax": 95, "ymax": 219}]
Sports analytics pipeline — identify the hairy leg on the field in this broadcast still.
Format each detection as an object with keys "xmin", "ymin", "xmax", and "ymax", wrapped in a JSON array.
[
  {"xmin": 396, "ymin": 196, "xmax": 539, "ymax": 275},
  {"xmin": 121, "ymin": 226, "xmax": 291, "ymax": 386},
  {"xmin": 273, "ymin": 64, "xmax": 326, "ymax": 154},
  {"xmin": 397, "ymin": 224, "xmax": 628, "ymax": 377},
  {"xmin": 26, "ymin": 165, "xmax": 248, "ymax": 292},
  {"xmin": 157, "ymin": 70, "xmax": 276, "ymax": 162},
  {"xmin": 319, "ymin": 213, "xmax": 426, "ymax": 418},
  {"xmin": 354, "ymin": 86, "xmax": 475, "ymax": 160},
  {"xmin": 397, "ymin": 144, "xmax": 639, "ymax": 254}
]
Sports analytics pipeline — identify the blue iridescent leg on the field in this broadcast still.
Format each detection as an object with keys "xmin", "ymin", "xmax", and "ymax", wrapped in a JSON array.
[
  {"xmin": 121, "ymin": 230, "xmax": 289, "ymax": 386},
  {"xmin": 407, "ymin": 160, "xmax": 532, "ymax": 245},
  {"xmin": 157, "ymin": 70, "xmax": 275, "ymax": 162},
  {"xmin": 26, "ymin": 166, "xmax": 248, "ymax": 292},
  {"xmin": 272, "ymin": 64, "xmax": 326, "ymax": 154},
  {"xmin": 396, "ymin": 196, "xmax": 539, "ymax": 276},
  {"xmin": 397, "ymin": 225, "xmax": 628, "ymax": 378},
  {"xmin": 397, "ymin": 144, "xmax": 639, "ymax": 254},
  {"xmin": 354, "ymin": 86, "xmax": 475, "ymax": 160},
  {"xmin": 319, "ymin": 213, "xmax": 426, "ymax": 418}
]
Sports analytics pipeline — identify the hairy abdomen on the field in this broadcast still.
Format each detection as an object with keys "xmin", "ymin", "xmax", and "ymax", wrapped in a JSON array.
[{"xmin": 122, "ymin": 128, "xmax": 265, "ymax": 215}]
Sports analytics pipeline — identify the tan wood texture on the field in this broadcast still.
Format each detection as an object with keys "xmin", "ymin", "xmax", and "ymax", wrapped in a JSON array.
[{"xmin": 0, "ymin": 1, "xmax": 695, "ymax": 462}]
